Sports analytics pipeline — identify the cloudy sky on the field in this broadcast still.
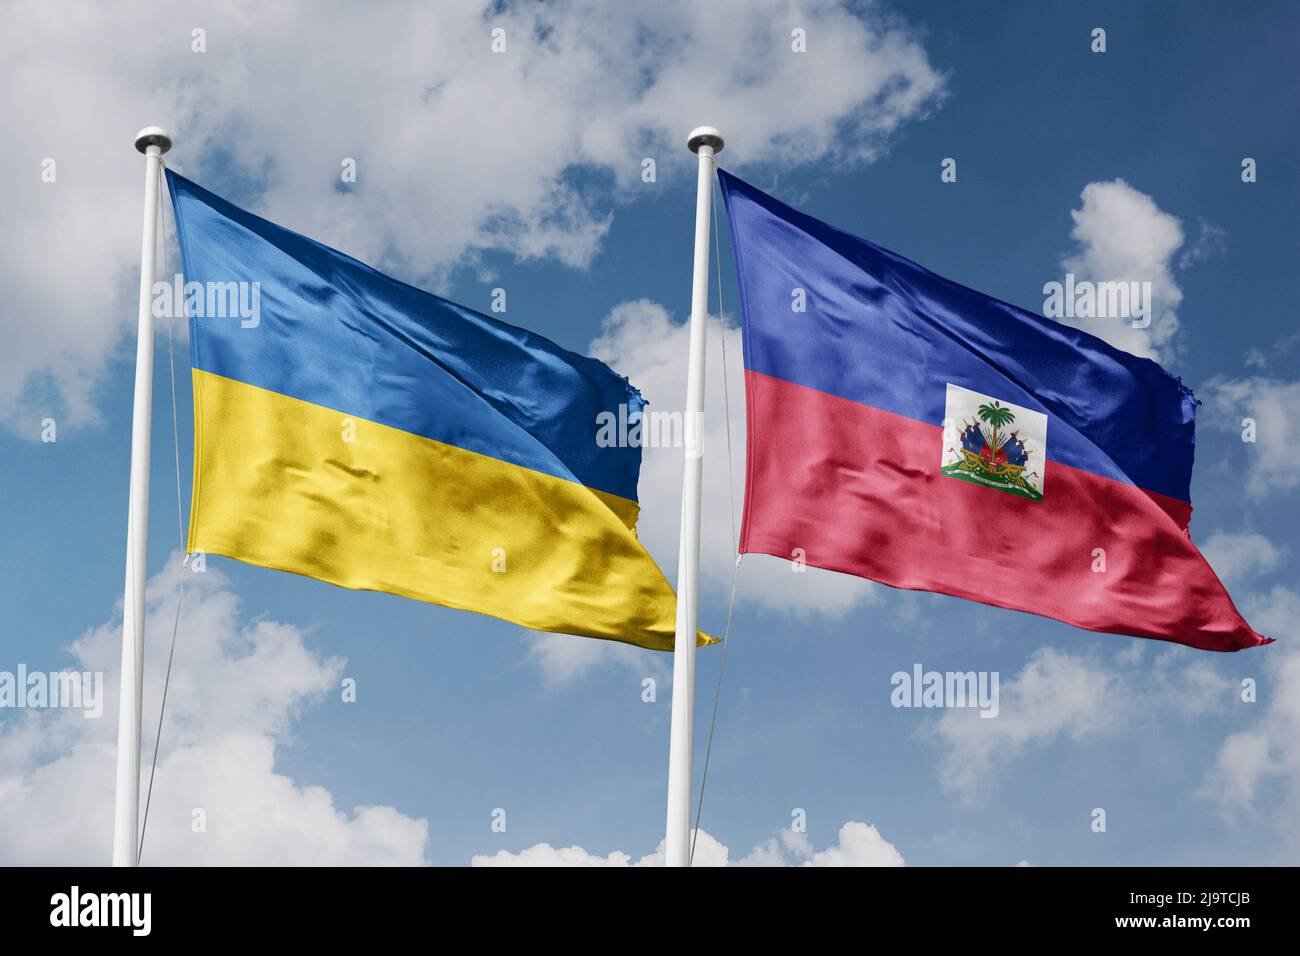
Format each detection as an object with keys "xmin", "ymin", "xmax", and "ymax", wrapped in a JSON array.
[{"xmin": 1, "ymin": 0, "xmax": 1297, "ymax": 866}]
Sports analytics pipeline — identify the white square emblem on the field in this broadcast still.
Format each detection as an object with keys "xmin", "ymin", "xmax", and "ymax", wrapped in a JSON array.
[{"xmin": 941, "ymin": 383, "xmax": 1047, "ymax": 501}]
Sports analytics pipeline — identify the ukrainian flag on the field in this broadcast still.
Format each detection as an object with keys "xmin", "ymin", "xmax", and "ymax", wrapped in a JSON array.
[{"xmin": 166, "ymin": 171, "xmax": 701, "ymax": 651}]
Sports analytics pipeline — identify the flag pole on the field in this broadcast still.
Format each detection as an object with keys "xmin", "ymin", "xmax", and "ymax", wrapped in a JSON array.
[
  {"xmin": 113, "ymin": 126, "xmax": 171, "ymax": 867},
  {"xmin": 664, "ymin": 125, "xmax": 724, "ymax": 867}
]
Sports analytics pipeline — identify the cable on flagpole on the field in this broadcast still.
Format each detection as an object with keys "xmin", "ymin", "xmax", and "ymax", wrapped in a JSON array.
[
  {"xmin": 159, "ymin": 164, "xmax": 187, "ymax": 565},
  {"xmin": 690, "ymin": 159, "xmax": 744, "ymax": 864},
  {"xmin": 138, "ymin": 160, "xmax": 189, "ymax": 864}
]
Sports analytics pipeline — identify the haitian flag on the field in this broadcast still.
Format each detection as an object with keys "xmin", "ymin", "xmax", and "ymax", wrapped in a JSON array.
[{"xmin": 718, "ymin": 169, "xmax": 1270, "ymax": 653}]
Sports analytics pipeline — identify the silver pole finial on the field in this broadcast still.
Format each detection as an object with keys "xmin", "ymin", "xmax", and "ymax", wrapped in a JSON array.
[
  {"xmin": 134, "ymin": 126, "xmax": 173, "ymax": 155},
  {"xmin": 687, "ymin": 126, "xmax": 724, "ymax": 155}
]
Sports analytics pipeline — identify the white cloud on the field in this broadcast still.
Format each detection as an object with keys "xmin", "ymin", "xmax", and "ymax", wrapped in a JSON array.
[
  {"xmin": 1199, "ymin": 376, "xmax": 1300, "ymax": 497},
  {"xmin": 589, "ymin": 299, "xmax": 879, "ymax": 619},
  {"xmin": 634, "ymin": 829, "xmax": 734, "ymax": 868},
  {"xmin": 0, "ymin": 558, "xmax": 429, "ymax": 865},
  {"xmin": 1201, "ymin": 530, "xmax": 1287, "ymax": 587},
  {"xmin": 1244, "ymin": 333, "xmax": 1300, "ymax": 373},
  {"xmin": 799, "ymin": 821, "xmax": 905, "ymax": 866},
  {"xmin": 931, "ymin": 645, "xmax": 1237, "ymax": 800},
  {"xmin": 525, "ymin": 630, "xmax": 667, "ymax": 689},
  {"xmin": 471, "ymin": 819, "xmax": 903, "ymax": 866},
  {"xmin": 1202, "ymin": 586, "xmax": 1300, "ymax": 856},
  {"xmin": 1057, "ymin": 179, "xmax": 1185, "ymax": 361},
  {"xmin": 469, "ymin": 843, "xmax": 637, "ymax": 867},
  {"xmin": 1178, "ymin": 219, "xmax": 1227, "ymax": 269},
  {"xmin": 0, "ymin": 0, "xmax": 943, "ymax": 430},
  {"xmin": 734, "ymin": 828, "xmax": 812, "ymax": 866},
  {"xmin": 932, "ymin": 648, "xmax": 1120, "ymax": 798}
]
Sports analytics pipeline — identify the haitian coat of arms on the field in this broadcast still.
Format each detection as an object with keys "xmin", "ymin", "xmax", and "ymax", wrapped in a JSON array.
[{"xmin": 941, "ymin": 383, "xmax": 1047, "ymax": 502}]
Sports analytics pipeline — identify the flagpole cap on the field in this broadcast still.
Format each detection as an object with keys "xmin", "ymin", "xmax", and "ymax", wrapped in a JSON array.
[
  {"xmin": 687, "ymin": 126, "xmax": 724, "ymax": 154},
  {"xmin": 134, "ymin": 126, "xmax": 172, "ymax": 155}
]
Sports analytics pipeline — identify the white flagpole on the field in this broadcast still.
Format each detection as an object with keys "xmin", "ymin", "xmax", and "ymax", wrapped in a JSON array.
[
  {"xmin": 113, "ymin": 126, "xmax": 171, "ymax": 867},
  {"xmin": 664, "ymin": 125, "xmax": 724, "ymax": 867}
]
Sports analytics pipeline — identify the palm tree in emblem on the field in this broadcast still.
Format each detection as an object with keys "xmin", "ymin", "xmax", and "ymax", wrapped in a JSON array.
[{"xmin": 976, "ymin": 401, "xmax": 1016, "ymax": 470}]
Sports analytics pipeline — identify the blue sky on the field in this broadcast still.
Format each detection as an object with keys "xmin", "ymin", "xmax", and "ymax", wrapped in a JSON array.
[{"xmin": 1, "ymin": 0, "xmax": 1297, "ymax": 865}]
